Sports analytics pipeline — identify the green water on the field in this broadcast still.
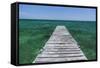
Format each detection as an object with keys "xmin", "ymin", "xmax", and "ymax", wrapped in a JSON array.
[{"xmin": 19, "ymin": 19, "xmax": 96, "ymax": 64}]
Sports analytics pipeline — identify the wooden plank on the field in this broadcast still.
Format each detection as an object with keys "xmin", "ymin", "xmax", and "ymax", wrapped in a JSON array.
[
  {"xmin": 41, "ymin": 51, "xmax": 82, "ymax": 54},
  {"xmin": 34, "ymin": 56, "xmax": 87, "ymax": 63},
  {"xmin": 33, "ymin": 26, "xmax": 87, "ymax": 63},
  {"xmin": 44, "ymin": 44, "xmax": 80, "ymax": 47},
  {"xmin": 37, "ymin": 54, "xmax": 84, "ymax": 57}
]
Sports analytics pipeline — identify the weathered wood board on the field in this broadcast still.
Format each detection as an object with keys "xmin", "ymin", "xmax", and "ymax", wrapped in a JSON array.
[{"xmin": 33, "ymin": 26, "xmax": 87, "ymax": 63}]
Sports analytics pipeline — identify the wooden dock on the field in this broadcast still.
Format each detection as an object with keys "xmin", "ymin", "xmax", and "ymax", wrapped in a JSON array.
[{"xmin": 33, "ymin": 26, "xmax": 87, "ymax": 63}]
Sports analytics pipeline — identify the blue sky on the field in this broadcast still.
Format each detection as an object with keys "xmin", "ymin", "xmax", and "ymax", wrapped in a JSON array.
[{"xmin": 19, "ymin": 4, "xmax": 96, "ymax": 21}]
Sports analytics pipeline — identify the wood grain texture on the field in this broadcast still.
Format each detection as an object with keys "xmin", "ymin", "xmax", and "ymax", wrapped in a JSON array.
[{"xmin": 33, "ymin": 26, "xmax": 87, "ymax": 63}]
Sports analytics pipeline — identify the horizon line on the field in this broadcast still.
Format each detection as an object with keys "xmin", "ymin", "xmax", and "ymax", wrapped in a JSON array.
[{"xmin": 19, "ymin": 18, "xmax": 96, "ymax": 22}]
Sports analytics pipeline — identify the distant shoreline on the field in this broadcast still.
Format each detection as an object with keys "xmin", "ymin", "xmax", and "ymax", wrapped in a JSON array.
[{"xmin": 19, "ymin": 19, "xmax": 96, "ymax": 22}]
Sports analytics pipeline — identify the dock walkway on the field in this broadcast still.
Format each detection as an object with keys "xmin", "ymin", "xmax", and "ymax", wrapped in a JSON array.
[{"xmin": 33, "ymin": 26, "xmax": 87, "ymax": 63}]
